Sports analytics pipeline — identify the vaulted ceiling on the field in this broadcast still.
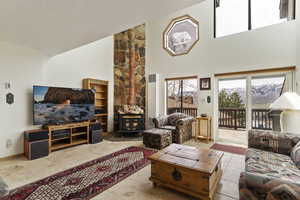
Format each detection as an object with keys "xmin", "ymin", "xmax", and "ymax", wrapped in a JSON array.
[{"xmin": 0, "ymin": 0, "xmax": 204, "ymax": 56}]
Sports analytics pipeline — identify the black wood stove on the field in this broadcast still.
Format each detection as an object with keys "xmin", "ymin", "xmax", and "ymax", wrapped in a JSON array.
[{"xmin": 117, "ymin": 114, "xmax": 145, "ymax": 133}]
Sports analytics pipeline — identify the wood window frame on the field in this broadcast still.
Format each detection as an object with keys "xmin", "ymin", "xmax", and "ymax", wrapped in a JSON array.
[
  {"xmin": 214, "ymin": 66, "xmax": 296, "ymax": 77},
  {"xmin": 165, "ymin": 75, "xmax": 198, "ymax": 81}
]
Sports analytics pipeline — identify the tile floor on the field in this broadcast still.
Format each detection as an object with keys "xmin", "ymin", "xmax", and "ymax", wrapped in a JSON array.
[
  {"xmin": 218, "ymin": 128, "xmax": 247, "ymax": 147},
  {"xmin": 0, "ymin": 139, "xmax": 245, "ymax": 200}
]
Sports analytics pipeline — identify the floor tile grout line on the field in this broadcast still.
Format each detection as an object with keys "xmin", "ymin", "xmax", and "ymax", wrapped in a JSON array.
[
  {"xmin": 217, "ymin": 192, "xmax": 239, "ymax": 200},
  {"xmin": 222, "ymin": 155, "xmax": 233, "ymax": 172}
]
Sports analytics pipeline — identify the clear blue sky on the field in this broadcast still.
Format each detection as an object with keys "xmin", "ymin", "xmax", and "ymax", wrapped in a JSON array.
[{"xmin": 34, "ymin": 86, "xmax": 48, "ymax": 102}]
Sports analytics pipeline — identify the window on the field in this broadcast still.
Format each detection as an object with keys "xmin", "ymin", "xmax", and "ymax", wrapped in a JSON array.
[
  {"xmin": 214, "ymin": 0, "xmax": 296, "ymax": 38},
  {"xmin": 252, "ymin": 0, "xmax": 288, "ymax": 29},
  {"xmin": 215, "ymin": 0, "xmax": 249, "ymax": 38},
  {"xmin": 166, "ymin": 77, "xmax": 198, "ymax": 117}
]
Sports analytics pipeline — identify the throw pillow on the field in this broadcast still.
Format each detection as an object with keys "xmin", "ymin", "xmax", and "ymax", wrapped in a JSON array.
[
  {"xmin": 291, "ymin": 141, "xmax": 300, "ymax": 169},
  {"xmin": 168, "ymin": 113, "xmax": 187, "ymax": 126}
]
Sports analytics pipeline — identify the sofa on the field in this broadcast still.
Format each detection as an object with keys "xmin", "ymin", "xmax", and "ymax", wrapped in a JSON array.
[
  {"xmin": 153, "ymin": 113, "xmax": 194, "ymax": 144},
  {"xmin": 239, "ymin": 130, "xmax": 300, "ymax": 200},
  {"xmin": 0, "ymin": 177, "xmax": 9, "ymax": 197}
]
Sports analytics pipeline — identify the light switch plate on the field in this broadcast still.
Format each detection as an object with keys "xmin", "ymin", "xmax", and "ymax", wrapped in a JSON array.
[
  {"xmin": 5, "ymin": 82, "xmax": 11, "ymax": 89},
  {"xmin": 6, "ymin": 139, "xmax": 12, "ymax": 149}
]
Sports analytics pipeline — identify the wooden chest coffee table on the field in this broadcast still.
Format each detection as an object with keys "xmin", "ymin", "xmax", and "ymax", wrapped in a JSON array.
[{"xmin": 149, "ymin": 144, "xmax": 223, "ymax": 200}]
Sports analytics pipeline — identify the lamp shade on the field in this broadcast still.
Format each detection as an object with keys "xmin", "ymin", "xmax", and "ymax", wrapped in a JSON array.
[{"xmin": 269, "ymin": 92, "xmax": 300, "ymax": 111}]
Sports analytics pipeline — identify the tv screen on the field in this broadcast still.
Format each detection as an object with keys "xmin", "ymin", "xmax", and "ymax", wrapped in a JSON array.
[{"xmin": 33, "ymin": 86, "xmax": 95, "ymax": 125}]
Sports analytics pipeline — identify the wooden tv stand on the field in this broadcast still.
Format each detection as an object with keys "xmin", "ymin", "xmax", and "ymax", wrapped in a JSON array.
[{"xmin": 47, "ymin": 121, "xmax": 90, "ymax": 153}]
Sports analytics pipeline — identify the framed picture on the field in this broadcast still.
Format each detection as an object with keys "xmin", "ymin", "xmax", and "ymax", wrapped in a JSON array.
[
  {"xmin": 163, "ymin": 15, "xmax": 199, "ymax": 56},
  {"xmin": 200, "ymin": 78, "xmax": 211, "ymax": 90}
]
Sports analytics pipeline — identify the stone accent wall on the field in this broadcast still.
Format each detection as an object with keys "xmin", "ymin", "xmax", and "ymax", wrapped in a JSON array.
[{"xmin": 114, "ymin": 24, "xmax": 146, "ymax": 115}]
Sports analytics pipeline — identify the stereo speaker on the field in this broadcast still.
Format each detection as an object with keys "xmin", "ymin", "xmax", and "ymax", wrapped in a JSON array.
[
  {"xmin": 24, "ymin": 129, "xmax": 49, "ymax": 142},
  {"xmin": 90, "ymin": 130, "xmax": 103, "ymax": 144},
  {"xmin": 90, "ymin": 122, "xmax": 103, "ymax": 144},
  {"xmin": 24, "ymin": 139, "xmax": 49, "ymax": 160},
  {"xmin": 24, "ymin": 129, "xmax": 49, "ymax": 160},
  {"xmin": 90, "ymin": 122, "xmax": 102, "ymax": 131}
]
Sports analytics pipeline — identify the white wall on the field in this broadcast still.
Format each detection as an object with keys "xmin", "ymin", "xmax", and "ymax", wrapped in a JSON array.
[
  {"xmin": 0, "ymin": 42, "xmax": 48, "ymax": 158},
  {"xmin": 0, "ymin": 36, "xmax": 113, "ymax": 158},
  {"xmin": 45, "ymin": 36, "xmax": 114, "ymax": 132},
  {"xmin": 146, "ymin": 0, "xmax": 297, "ymax": 137}
]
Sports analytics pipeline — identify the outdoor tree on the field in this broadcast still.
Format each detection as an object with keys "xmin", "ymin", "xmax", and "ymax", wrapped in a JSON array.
[
  {"xmin": 219, "ymin": 89, "xmax": 245, "ymax": 126},
  {"xmin": 219, "ymin": 90, "xmax": 244, "ymax": 108},
  {"xmin": 218, "ymin": 90, "xmax": 230, "ymax": 108},
  {"xmin": 229, "ymin": 91, "xmax": 244, "ymax": 108},
  {"xmin": 167, "ymin": 79, "xmax": 197, "ymax": 110},
  {"xmin": 167, "ymin": 80, "xmax": 181, "ymax": 108}
]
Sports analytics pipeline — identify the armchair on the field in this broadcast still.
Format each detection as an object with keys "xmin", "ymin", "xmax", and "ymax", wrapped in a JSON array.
[{"xmin": 153, "ymin": 113, "xmax": 194, "ymax": 144}]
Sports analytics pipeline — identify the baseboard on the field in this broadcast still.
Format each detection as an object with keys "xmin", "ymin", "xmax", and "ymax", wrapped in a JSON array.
[
  {"xmin": 0, "ymin": 153, "xmax": 24, "ymax": 161},
  {"xmin": 101, "ymin": 132, "xmax": 112, "ymax": 137},
  {"xmin": 0, "ymin": 132, "xmax": 111, "ymax": 161}
]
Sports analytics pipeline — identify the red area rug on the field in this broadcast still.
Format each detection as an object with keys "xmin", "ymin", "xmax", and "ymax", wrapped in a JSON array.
[
  {"xmin": 210, "ymin": 143, "xmax": 247, "ymax": 155},
  {"xmin": 1, "ymin": 146, "xmax": 156, "ymax": 200}
]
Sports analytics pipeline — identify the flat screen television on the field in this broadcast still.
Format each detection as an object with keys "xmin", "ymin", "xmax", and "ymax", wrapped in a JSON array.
[{"xmin": 33, "ymin": 86, "xmax": 95, "ymax": 125}]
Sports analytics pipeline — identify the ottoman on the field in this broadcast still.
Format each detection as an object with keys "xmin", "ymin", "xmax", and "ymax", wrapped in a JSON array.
[
  {"xmin": 143, "ymin": 128, "xmax": 172, "ymax": 150},
  {"xmin": 0, "ymin": 177, "xmax": 9, "ymax": 197}
]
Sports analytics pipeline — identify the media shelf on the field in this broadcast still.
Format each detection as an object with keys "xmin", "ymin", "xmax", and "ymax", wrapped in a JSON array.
[
  {"xmin": 83, "ymin": 78, "xmax": 109, "ymax": 133},
  {"xmin": 48, "ymin": 121, "xmax": 90, "ymax": 152}
]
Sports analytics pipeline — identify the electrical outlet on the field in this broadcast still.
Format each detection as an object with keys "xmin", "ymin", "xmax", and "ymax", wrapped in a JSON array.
[{"xmin": 6, "ymin": 139, "xmax": 12, "ymax": 149}]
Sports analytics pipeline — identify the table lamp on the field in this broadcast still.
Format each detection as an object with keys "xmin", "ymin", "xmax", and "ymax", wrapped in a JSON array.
[{"xmin": 269, "ymin": 92, "xmax": 300, "ymax": 134}]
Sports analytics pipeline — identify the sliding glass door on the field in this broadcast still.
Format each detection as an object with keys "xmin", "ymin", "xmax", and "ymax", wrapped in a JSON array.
[
  {"xmin": 251, "ymin": 75, "xmax": 286, "ymax": 130},
  {"xmin": 166, "ymin": 78, "xmax": 198, "ymax": 117},
  {"xmin": 218, "ymin": 78, "xmax": 247, "ymax": 146},
  {"xmin": 216, "ymin": 71, "xmax": 294, "ymax": 146}
]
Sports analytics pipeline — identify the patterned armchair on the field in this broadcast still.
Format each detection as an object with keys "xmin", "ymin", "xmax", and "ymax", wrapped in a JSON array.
[
  {"xmin": 239, "ymin": 130, "xmax": 300, "ymax": 200},
  {"xmin": 152, "ymin": 113, "xmax": 194, "ymax": 144}
]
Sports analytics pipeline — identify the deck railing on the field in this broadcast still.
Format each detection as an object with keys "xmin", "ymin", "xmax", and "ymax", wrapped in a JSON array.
[
  {"xmin": 219, "ymin": 108, "xmax": 272, "ymax": 130},
  {"xmin": 219, "ymin": 109, "xmax": 246, "ymax": 129},
  {"xmin": 168, "ymin": 107, "xmax": 272, "ymax": 130},
  {"xmin": 167, "ymin": 107, "xmax": 198, "ymax": 117},
  {"xmin": 251, "ymin": 109, "xmax": 273, "ymax": 130}
]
